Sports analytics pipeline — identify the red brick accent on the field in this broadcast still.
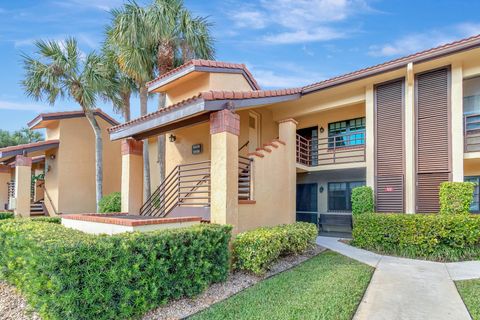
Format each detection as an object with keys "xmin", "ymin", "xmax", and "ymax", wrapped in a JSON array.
[
  {"xmin": 239, "ymin": 200, "xmax": 256, "ymax": 204},
  {"xmin": 61, "ymin": 213, "xmax": 202, "ymax": 227},
  {"xmin": 272, "ymin": 139, "xmax": 286, "ymax": 145},
  {"xmin": 210, "ymin": 109, "xmax": 240, "ymax": 136},
  {"xmin": 0, "ymin": 165, "xmax": 10, "ymax": 173},
  {"xmin": 278, "ymin": 118, "xmax": 298, "ymax": 125},
  {"xmin": 256, "ymin": 146, "xmax": 272, "ymax": 153},
  {"xmin": 15, "ymin": 155, "xmax": 32, "ymax": 167},
  {"xmin": 264, "ymin": 142, "xmax": 278, "ymax": 149},
  {"xmin": 121, "ymin": 138, "xmax": 143, "ymax": 156},
  {"xmin": 247, "ymin": 151, "xmax": 264, "ymax": 158}
]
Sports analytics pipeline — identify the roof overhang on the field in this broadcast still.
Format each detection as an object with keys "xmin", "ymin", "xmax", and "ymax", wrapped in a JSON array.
[
  {"xmin": 110, "ymin": 92, "xmax": 300, "ymax": 141},
  {"xmin": 0, "ymin": 140, "xmax": 60, "ymax": 160},
  {"xmin": 148, "ymin": 65, "xmax": 260, "ymax": 93},
  {"xmin": 28, "ymin": 110, "xmax": 119, "ymax": 129}
]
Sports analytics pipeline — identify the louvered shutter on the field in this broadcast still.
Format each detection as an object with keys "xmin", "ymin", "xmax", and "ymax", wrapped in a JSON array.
[
  {"xmin": 375, "ymin": 79, "xmax": 405, "ymax": 212},
  {"xmin": 416, "ymin": 68, "xmax": 451, "ymax": 213}
]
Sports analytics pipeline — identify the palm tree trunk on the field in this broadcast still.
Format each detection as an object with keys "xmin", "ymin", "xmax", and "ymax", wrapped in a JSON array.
[
  {"xmin": 84, "ymin": 109, "xmax": 103, "ymax": 212},
  {"xmin": 157, "ymin": 93, "xmax": 166, "ymax": 183},
  {"xmin": 140, "ymin": 85, "xmax": 151, "ymax": 200},
  {"xmin": 121, "ymin": 91, "xmax": 131, "ymax": 122}
]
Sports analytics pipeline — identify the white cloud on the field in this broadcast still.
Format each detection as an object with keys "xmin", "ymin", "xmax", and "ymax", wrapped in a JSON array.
[
  {"xmin": 0, "ymin": 100, "xmax": 49, "ymax": 112},
  {"xmin": 368, "ymin": 22, "xmax": 480, "ymax": 57},
  {"xmin": 51, "ymin": 0, "xmax": 124, "ymax": 11},
  {"xmin": 248, "ymin": 63, "xmax": 324, "ymax": 88},
  {"xmin": 228, "ymin": 0, "xmax": 371, "ymax": 44}
]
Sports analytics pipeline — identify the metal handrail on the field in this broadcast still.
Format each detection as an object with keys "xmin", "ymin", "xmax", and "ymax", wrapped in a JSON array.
[
  {"xmin": 238, "ymin": 156, "xmax": 253, "ymax": 200},
  {"xmin": 296, "ymin": 130, "xmax": 366, "ymax": 166},
  {"xmin": 41, "ymin": 184, "xmax": 58, "ymax": 216},
  {"xmin": 140, "ymin": 161, "xmax": 211, "ymax": 217}
]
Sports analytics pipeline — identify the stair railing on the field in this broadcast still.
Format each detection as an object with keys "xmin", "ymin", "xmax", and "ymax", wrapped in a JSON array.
[
  {"xmin": 238, "ymin": 156, "xmax": 253, "ymax": 200},
  {"xmin": 41, "ymin": 184, "xmax": 58, "ymax": 216},
  {"xmin": 140, "ymin": 160, "xmax": 211, "ymax": 217}
]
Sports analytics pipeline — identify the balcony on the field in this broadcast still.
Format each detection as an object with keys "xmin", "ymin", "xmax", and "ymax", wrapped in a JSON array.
[
  {"xmin": 465, "ymin": 113, "xmax": 480, "ymax": 153},
  {"xmin": 296, "ymin": 131, "xmax": 366, "ymax": 167}
]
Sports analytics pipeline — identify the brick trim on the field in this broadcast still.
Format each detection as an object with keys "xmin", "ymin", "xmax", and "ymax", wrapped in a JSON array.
[
  {"xmin": 210, "ymin": 109, "xmax": 240, "ymax": 136},
  {"xmin": 61, "ymin": 213, "xmax": 202, "ymax": 226},
  {"xmin": 15, "ymin": 155, "xmax": 32, "ymax": 167},
  {"xmin": 239, "ymin": 200, "xmax": 256, "ymax": 204},
  {"xmin": 121, "ymin": 138, "xmax": 143, "ymax": 156},
  {"xmin": 0, "ymin": 165, "xmax": 10, "ymax": 173}
]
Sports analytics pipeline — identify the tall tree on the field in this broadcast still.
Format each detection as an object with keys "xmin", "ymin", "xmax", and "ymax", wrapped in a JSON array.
[
  {"xmin": 107, "ymin": 2, "xmax": 156, "ymax": 199},
  {"xmin": 21, "ymin": 38, "xmax": 118, "ymax": 212},
  {"xmin": 0, "ymin": 128, "xmax": 43, "ymax": 148},
  {"xmin": 148, "ymin": 0, "xmax": 215, "ymax": 182}
]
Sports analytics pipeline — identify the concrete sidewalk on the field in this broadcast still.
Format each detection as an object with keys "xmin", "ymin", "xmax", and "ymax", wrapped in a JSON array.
[{"xmin": 317, "ymin": 236, "xmax": 480, "ymax": 320}]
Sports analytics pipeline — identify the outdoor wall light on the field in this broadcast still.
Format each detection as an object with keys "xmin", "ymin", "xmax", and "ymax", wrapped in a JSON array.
[
  {"xmin": 319, "ymin": 186, "xmax": 324, "ymax": 193},
  {"xmin": 319, "ymin": 127, "xmax": 325, "ymax": 133},
  {"xmin": 49, "ymin": 154, "xmax": 56, "ymax": 160},
  {"xmin": 169, "ymin": 134, "xmax": 177, "ymax": 142}
]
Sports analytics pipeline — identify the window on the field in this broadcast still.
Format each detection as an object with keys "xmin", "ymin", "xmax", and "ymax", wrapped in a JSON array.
[
  {"xmin": 328, "ymin": 117, "xmax": 365, "ymax": 148},
  {"xmin": 465, "ymin": 176, "xmax": 480, "ymax": 213},
  {"xmin": 328, "ymin": 181, "xmax": 365, "ymax": 211}
]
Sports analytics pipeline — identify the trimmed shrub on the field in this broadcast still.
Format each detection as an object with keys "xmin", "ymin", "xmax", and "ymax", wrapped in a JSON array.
[
  {"xmin": 99, "ymin": 192, "xmax": 121, "ymax": 213},
  {"xmin": 440, "ymin": 182, "xmax": 475, "ymax": 215},
  {"xmin": 352, "ymin": 213, "xmax": 480, "ymax": 261},
  {"xmin": 0, "ymin": 212, "xmax": 13, "ymax": 220},
  {"xmin": 351, "ymin": 186, "xmax": 374, "ymax": 215},
  {"xmin": 0, "ymin": 220, "xmax": 231, "ymax": 320},
  {"xmin": 30, "ymin": 216, "xmax": 61, "ymax": 224},
  {"xmin": 233, "ymin": 222, "xmax": 317, "ymax": 275}
]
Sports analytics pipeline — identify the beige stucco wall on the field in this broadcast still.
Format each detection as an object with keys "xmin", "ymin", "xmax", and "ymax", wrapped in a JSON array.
[
  {"xmin": 148, "ymin": 138, "xmax": 160, "ymax": 191},
  {"xmin": 0, "ymin": 170, "xmax": 12, "ymax": 211},
  {"xmin": 44, "ymin": 116, "xmax": 122, "ymax": 214}
]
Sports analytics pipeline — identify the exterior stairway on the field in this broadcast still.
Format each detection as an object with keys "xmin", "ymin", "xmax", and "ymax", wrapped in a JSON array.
[
  {"xmin": 30, "ymin": 201, "xmax": 46, "ymax": 217},
  {"xmin": 238, "ymin": 156, "xmax": 253, "ymax": 201}
]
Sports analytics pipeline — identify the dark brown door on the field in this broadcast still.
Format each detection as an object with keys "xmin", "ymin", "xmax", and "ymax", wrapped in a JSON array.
[
  {"xmin": 375, "ymin": 79, "xmax": 405, "ymax": 212},
  {"xmin": 416, "ymin": 67, "xmax": 451, "ymax": 213}
]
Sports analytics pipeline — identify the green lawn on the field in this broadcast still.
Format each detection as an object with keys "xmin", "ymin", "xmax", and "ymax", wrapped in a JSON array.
[
  {"xmin": 191, "ymin": 251, "xmax": 373, "ymax": 320},
  {"xmin": 456, "ymin": 279, "xmax": 480, "ymax": 320}
]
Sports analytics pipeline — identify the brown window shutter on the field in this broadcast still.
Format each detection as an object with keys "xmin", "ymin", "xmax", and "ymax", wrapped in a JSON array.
[
  {"xmin": 415, "ymin": 67, "xmax": 451, "ymax": 213},
  {"xmin": 375, "ymin": 79, "xmax": 405, "ymax": 212}
]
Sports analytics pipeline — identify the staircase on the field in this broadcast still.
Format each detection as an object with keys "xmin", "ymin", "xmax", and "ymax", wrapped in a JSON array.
[
  {"xmin": 238, "ymin": 156, "xmax": 253, "ymax": 200},
  {"xmin": 30, "ymin": 201, "xmax": 46, "ymax": 217}
]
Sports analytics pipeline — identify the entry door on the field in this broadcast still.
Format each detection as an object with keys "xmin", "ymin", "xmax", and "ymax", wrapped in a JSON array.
[
  {"xmin": 248, "ymin": 111, "xmax": 261, "ymax": 152},
  {"xmin": 297, "ymin": 126, "xmax": 318, "ymax": 166},
  {"xmin": 296, "ymin": 183, "xmax": 318, "ymax": 224}
]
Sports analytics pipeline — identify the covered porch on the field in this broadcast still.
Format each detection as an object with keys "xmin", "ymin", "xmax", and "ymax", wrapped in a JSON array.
[{"xmin": 0, "ymin": 140, "xmax": 59, "ymax": 217}]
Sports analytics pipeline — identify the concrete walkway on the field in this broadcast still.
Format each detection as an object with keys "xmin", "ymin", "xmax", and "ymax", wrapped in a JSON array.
[{"xmin": 317, "ymin": 236, "xmax": 480, "ymax": 320}]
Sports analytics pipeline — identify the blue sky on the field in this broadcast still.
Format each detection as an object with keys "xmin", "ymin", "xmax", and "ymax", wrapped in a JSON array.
[{"xmin": 1, "ymin": 0, "xmax": 480, "ymax": 132}]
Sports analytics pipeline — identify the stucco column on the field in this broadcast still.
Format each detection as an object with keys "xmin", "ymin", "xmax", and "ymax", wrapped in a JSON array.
[
  {"xmin": 278, "ymin": 118, "xmax": 297, "ymax": 224},
  {"xmin": 121, "ymin": 139, "xmax": 144, "ymax": 214},
  {"xmin": 405, "ymin": 63, "xmax": 416, "ymax": 213},
  {"xmin": 451, "ymin": 62, "xmax": 464, "ymax": 182},
  {"xmin": 365, "ymin": 85, "xmax": 375, "ymax": 189},
  {"xmin": 210, "ymin": 109, "xmax": 239, "ymax": 233},
  {"xmin": 0, "ymin": 165, "xmax": 11, "ymax": 211},
  {"xmin": 14, "ymin": 155, "xmax": 32, "ymax": 217}
]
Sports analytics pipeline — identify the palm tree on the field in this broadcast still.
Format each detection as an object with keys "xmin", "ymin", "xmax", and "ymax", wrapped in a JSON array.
[
  {"xmin": 148, "ymin": 0, "xmax": 215, "ymax": 182},
  {"xmin": 21, "ymin": 38, "xmax": 118, "ymax": 212},
  {"xmin": 107, "ymin": 2, "xmax": 156, "ymax": 199}
]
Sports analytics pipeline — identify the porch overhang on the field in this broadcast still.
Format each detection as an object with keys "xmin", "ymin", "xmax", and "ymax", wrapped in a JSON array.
[
  {"xmin": 109, "ymin": 90, "xmax": 301, "ymax": 141},
  {"xmin": 0, "ymin": 140, "xmax": 59, "ymax": 161}
]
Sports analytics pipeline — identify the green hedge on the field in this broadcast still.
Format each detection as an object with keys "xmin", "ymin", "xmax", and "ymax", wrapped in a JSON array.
[
  {"xmin": 352, "ymin": 213, "xmax": 480, "ymax": 261},
  {"xmin": 99, "ymin": 192, "xmax": 121, "ymax": 213},
  {"xmin": 233, "ymin": 222, "xmax": 318, "ymax": 275},
  {"xmin": 0, "ymin": 212, "xmax": 13, "ymax": 220},
  {"xmin": 440, "ymin": 182, "xmax": 475, "ymax": 215},
  {"xmin": 0, "ymin": 220, "xmax": 231, "ymax": 320},
  {"xmin": 351, "ymin": 186, "xmax": 374, "ymax": 216}
]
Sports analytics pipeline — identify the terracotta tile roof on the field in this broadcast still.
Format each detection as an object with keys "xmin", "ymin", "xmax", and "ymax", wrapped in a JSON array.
[
  {"xmin": 28, "ymin": 109, "xmax": 119, "ymax": 129},
  {"xmin": 108, "ymin": 88, "xmax": 301, "ymax": 133},
  {"xmin": 0, "ymin": 140, "xmax": 59, "ymax": 154},
  {"xmin": 146, "ymin": 59, "xmax": 261, "ymax": 90},
  {"xmin": 303, "ymin": 33, "xmax": 480, "ymax": 92}
]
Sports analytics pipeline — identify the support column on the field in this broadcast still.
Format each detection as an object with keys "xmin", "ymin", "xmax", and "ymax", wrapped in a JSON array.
[
  {"xmin": 14, "ymin": 156, "xmax": 32, "ymax": 217},
  {"xmin": 278, "ymin": 118, "xmax": 297, "ymax": 224},
  {"xmin": 405, "ymin": 62, "xmax": 416, "ymax": 213},
  {"xmin": 210, "ymin": 109, "xmax": 239, "ymax": 233},
  {"xmin": 451, "ymin": 62, "xmax": 464, "ymax": 182},
  {"xmin": 365, "ymin": 85, "xmax": 375, "ymax": 189},
  {"xmin": 0, "ymin": 165, "xmax": 11, "ymax": 211},
  {"xmin": 121, "ymin": 139, "xmax": 144, "ymax": 214}
]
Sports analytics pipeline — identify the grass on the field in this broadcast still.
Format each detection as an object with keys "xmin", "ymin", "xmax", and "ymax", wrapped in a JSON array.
[
  {"xmin": 456, "ymin": 279, "xmax": 480, "ymax": 320},
  {"xmin": 191, "ymin": 251, "xmax": 373, "ymax": 320}
]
